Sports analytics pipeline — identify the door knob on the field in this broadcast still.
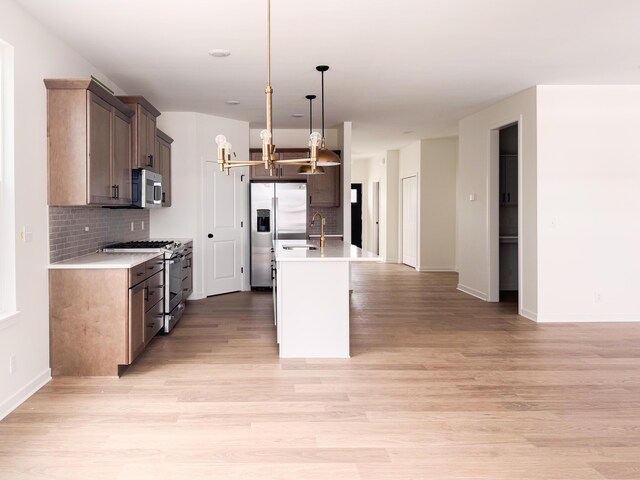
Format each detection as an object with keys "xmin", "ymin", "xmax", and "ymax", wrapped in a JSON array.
[{"xmin": 208, "ymin": 233, "xmax": 214, "ymax": 238}]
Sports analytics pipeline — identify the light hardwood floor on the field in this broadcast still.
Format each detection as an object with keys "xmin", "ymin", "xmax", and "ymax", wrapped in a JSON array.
[{"xmin": 2, "ymin": 263, "xmax": 640, "ymax": 479}]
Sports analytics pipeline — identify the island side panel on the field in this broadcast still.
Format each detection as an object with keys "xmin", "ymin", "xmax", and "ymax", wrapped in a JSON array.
[
  {"xmin": 49, "ymin": 268, "xmax": 128, "ymax": 376},
  {"xmin": 278, "ymin": 260, "xmax": 350, "ymax": 358}
]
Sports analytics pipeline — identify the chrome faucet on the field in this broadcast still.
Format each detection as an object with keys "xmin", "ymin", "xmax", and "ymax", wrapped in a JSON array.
[{"xmin": 310, "ymin": 212, "xmax": 326, "ymax": 248}]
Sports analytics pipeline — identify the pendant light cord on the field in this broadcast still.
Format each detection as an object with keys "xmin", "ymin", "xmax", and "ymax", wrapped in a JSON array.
[
  {"xmin": 321, "ymin": 70, "xmax": 325, "ymax": 138},
  {"xmin": 309, "ymin": 97, "xmax": 313, "ymax": 134}
]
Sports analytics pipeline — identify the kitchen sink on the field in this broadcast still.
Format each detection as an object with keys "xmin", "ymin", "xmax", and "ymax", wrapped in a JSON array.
[{"xmin": 282, "ymin": 244, "xmax": 318, "ymax": 250}]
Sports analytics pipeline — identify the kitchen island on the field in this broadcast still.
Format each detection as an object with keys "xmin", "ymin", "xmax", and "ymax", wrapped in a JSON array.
[{"xmin": 274, "ymin": 239, "xmax": 378, "ymax": 358}]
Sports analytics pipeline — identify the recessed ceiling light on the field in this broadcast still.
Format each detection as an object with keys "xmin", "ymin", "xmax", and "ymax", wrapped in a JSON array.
[
  {"xmin": 403, "ymin": 130, "xmax": 414, "ymax": 134},
  {"xmin": 291, "ymin": 113, "xmax": 305, "ymax": 118},
  {"xmin": 226, "ymin": 100, "xmax": 241, "ymax": 105},
  {"xmin": 208, "ymin": 49, "xmax": 231, "ymax": 57}
]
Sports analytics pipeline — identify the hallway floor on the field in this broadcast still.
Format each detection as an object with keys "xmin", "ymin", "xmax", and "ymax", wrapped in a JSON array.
[{"xmin": 2, "ymin": 264, "xmax": 640, "ymax": 479}]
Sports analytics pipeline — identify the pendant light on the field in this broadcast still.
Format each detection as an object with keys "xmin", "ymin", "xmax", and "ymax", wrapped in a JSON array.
[
  {"xmin": 298, "ymin": 94, "xmax": 325, "ymax": 175},
  {"xmin": 315, "ymin": 65, "xmax": 341, "ymax": 167},
  {"xmin": 215, "ymin": 0, "xmax": 331, "ymax": 176}
]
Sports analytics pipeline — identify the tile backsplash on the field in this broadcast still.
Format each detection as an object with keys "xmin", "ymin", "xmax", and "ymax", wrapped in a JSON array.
[
  {"xmin": 307, "ymin": 207, "xmax": 340, "ymax": 236},
  {"xmin": 49, "ymin": 207, "xmax": 150, "ymax": 263}
]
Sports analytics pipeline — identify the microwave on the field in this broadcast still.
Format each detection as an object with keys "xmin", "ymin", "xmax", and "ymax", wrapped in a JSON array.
[{"xmin": 132, "ymin": 169, "xmax": 163, "ymax": 208}]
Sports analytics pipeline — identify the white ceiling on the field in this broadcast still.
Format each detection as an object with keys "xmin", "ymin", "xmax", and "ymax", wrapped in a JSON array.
[{"xmin": 17, "ymin": 0, "xmax": 640, "ymax": 155}]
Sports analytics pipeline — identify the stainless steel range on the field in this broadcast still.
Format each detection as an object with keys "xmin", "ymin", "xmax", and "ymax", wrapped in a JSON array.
[{"xmin": 103, "ymin": 240, "xmax": 187, "ymax": 333}]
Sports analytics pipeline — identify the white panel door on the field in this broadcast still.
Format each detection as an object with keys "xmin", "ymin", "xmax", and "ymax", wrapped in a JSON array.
[
  {"xmin": 204, "ymin": 162, "xmax": 243, "ymax": 296},
  {"xmin": 402, "ymin": 176, "xmax": 418, "ymax": 268}
]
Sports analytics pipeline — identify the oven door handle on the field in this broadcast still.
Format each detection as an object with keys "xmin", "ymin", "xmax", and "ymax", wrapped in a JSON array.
[{"xmin": 167, "ymin": 254, "xmax": 185, "ymax": 265}]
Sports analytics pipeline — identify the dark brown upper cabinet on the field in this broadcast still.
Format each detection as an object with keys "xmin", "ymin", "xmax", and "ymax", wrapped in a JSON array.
[
  {"xmin": 45, "ymin": 79, "xmax": 134, "ymax": 206},
  {"xmin": 116, "ymin": 96, "xmax": 161, "ymax": 173},
  {"xmin": 156, "ymin": 129, "xmax": 174, "ymax": 207}
]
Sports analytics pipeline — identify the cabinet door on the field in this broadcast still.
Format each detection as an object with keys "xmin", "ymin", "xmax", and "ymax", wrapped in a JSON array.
[
  {"xmin": 308, "ymin": 163, "xmax": 340, "ymax": 207},
  {"xmin": 250, "ymin": 150, "xmax": 276, "ymax": 180},
  {"xmin": 128, "ymin": 281, "xmax": 146, "ymax": 363},
  {"xmin": 146, "ymin": 111, "xmax": 158, "ymax": 172},
  {"xmin": 138, "ymin": 108, "xmax": 156, "ymax": 171},
  {"xmin": 279, "ymin": 151, "xmax": 307, "ymax": 180},
  {"xmin": 157, "ymin": 137, "xmax": 172, "ymax": 206},
  {"xmin": 112, "ymin": 109, "xmax": 132, "ymax": 205},
  {"xmin": 87, "ymin": 93, "xmax": 114, "ymax": 205}
]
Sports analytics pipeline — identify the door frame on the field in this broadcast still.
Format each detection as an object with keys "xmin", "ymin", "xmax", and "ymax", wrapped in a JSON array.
[
  {"xmin": 488, "ymin": 118, "xmax": 522, "ymax": 305},
  {"xmin": 350, "ymin": 183, "xmax": 363, "ymax": 248}
]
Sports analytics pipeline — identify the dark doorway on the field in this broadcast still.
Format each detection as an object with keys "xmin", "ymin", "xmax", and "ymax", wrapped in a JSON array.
[{"xmin": 351, "ymin": 183, "xmax": 362, "ymax": 248}]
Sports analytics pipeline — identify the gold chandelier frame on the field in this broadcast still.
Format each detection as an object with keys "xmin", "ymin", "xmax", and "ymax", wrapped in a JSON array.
[{"xmin": 215, "ymin": 0, "xmax": 340, "ymax": 176}]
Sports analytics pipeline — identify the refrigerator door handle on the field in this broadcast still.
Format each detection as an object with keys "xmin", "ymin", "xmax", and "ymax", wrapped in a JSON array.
[{"xmin": 272, "ymin": 195, "xmax": 278, "ymax": 244}]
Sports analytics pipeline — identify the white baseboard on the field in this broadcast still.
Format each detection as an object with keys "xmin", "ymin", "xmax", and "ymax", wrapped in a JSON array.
[
  {"xmin": 457, "ymin": 284, "xmax": 488, "ymax": 301},
  {"xmin": 417, "ymin": 266, "xmax": 457, "ymax": 272},
  {"xmin": 0, "ymin": 369, "xmax": 51, "ymax": 421},
  {"xmin": 187, "ymin": 290, "xmax": 206, "ymax": 301},
  {"xmin": 537, "ymin": 313, "xmax": 640, "ymax": 323},
  {"xmin": 519, "ymin": 308, "xmax": 538, "ymax": 322}
]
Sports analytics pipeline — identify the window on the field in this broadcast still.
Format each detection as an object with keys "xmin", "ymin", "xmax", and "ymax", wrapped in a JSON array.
[{"xmin": 0, "ymin": 38, "xmax": 16, "ymax": 323}]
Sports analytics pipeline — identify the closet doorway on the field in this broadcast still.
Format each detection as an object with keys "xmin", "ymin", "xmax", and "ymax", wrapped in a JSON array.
[{"xmin": 498, "ymin": 124, "xmax": 519, "ymax": 303}]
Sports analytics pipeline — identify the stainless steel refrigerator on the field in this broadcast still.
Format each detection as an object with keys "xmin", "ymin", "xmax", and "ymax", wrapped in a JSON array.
[{"xmin": 251, "ymin": 182, "xmax": 307, "ymax": 288}]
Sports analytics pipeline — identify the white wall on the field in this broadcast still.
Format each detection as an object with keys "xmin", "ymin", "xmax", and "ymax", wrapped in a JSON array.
[
  {"xmin": 385, "ymin": 150, "xmax": 400, "ymax": 263},
  {"xmin": 457, "ymin": 87, "xmax": 537, "ymax": 320},
  {"xmin": 536, "ymin": 86, "xmax": 640, "ymax": 322},
  {"xmin": 0, "ymin": 0, "xmax": 125, "ymax": 419},
  {"xmin": 419, "ymin": 137, "xmax": 458, "ymax": 271},
  {"xmin": 338, "ymin": 122, "xmax": 352, "ymax": 244},
  {"xmin": 152, "ymin": 112, "xmax": 250, "ymax": 297},
  {"xmin": 398, "ymin": 142, "xmax": 421, "ymax": 266}
]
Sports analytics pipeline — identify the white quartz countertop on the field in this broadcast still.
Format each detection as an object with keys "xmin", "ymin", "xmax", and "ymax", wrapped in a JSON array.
[
  {"xmin": 275, "ymin": 239, "xmax": 379, "ymax": 263},
  {"xmin": 49, "ymin": 252, "xmax": 162, "ymax": 270}
]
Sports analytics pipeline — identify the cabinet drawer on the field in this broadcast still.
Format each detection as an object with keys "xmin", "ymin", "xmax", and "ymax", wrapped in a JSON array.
[
  {"xmin": 129, "ymin": 262, "xmax": 148, "ymax": 286},
  {"xmin": 144, "ymin": 298, "xmax": 164, "ymax": 344},
  {"xmin": 182, "ymin": 273, "xmax": 193, "ymax": 297},
  {"xmin": 144, "ymin": 257, "xmax": 165, "ymax": 277},
  {"xmin": 145, "ymin": 270, "xmax": 164, "ymax": 310},
  {"xmin": 129, "ymin": 256, "xmax": 164, "ymax": 287},
  {"xmin": 182, "ymin": 254, "xmax": 193, "ymax": 277}
]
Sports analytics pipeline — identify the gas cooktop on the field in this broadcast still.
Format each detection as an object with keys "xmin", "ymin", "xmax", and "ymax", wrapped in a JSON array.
[{"xmin": 102, "ymin": 240, "xmax": 182, "ymax": 253}]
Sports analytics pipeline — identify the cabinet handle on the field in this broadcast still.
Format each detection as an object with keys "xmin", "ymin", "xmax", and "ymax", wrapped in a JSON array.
[
  {"xmin": 162, "ymin": 192, "xmax": 166, "ymax": 203},
  {"xmin": 147, "ymin": 154, "xmax": 154, "ymax": 167},
  {"xmin": 309, "ymin": 195, "xmax": 312, "ymax": 205},
  {"xmin": 507, "ymin": 192, "xmax": 511, "ymax": 203},
  {"xmin": 144, "ymin": 286, "xmax": 149, "ymax": 302},
  {"xmin": 112, "ymin": 185, "xmax": 117, "ymax": 199},
  {"xmin": 137, "ymin": 272, "xmax": 145, "ymax": 277},
  {"xmin": 116, "ymin": 184, "xmax": 120, "ymax": 199}
]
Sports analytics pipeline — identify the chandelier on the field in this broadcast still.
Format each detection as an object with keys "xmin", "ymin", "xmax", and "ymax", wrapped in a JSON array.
[{"xmin": 215, "ymin": 0, "xmax": 341, "ymax": 176}]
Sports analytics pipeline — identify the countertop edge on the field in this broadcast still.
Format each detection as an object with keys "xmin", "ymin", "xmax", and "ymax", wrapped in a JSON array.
[{"xmin": 48, "ymin": 252, "xmax": 162, "ymax": 270}]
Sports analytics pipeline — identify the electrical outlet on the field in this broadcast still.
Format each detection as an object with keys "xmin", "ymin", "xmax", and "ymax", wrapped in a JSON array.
[
  {"xmin": 84, "ymin": 226, "xmax": 90, "ymax": 232},
  {"xmin": 9, "ymin": 355, "xmax": 16, "ymax": 375},
  {"xmin": 131, "ymin": 222, "xmax": 135, "ymax": 232},
  {"xmin": 595, "ymin": 292, "xmax": 602, "ymax": 304}
]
